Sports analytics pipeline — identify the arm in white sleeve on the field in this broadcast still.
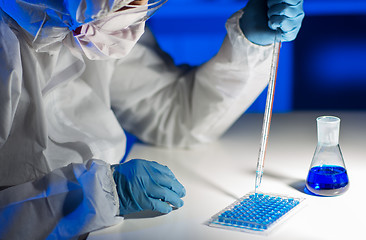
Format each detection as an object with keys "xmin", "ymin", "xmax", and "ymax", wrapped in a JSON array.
[
  {"xmin": 110, "ymin": 10, "xmax": 273, "ymax": 147},
  {"xmin": 0, "ymin": 16, "xmax": 21, "ymax": 147},
  {"xmin": 0, "ymin": 159, "xmax": 121, "ymax": 240}
]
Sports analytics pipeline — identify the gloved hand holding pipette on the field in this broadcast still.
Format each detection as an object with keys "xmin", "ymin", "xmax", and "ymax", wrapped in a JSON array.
[{"xmin": 240, "ymin": 0, "xmax": 305, "ymax": 46}]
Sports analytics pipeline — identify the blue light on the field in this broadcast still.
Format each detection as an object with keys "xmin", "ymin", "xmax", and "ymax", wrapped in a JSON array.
[
  {"xmin": 312, "ymin": 41, "xmax": 366, "ymax": 87},
  {"xmin": 304, "ymin": 0, "xmax": 366, "ymax": 16}
]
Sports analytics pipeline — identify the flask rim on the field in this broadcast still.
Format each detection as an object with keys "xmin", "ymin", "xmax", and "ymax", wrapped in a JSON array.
[{"xmin": 316, "ymin": 116, "xmax": 340, "ymax": 124}]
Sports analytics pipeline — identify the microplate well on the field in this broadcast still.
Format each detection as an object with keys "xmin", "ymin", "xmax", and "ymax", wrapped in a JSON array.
[{"xmin": 207, "ymin": 192, "xmax": 305, "ymax": 235}]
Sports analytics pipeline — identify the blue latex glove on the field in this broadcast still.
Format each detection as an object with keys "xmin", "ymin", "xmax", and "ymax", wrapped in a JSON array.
[
  {"xmin": 240, "ymin": 0, "xmax": 304, "ymax": 46},
  {"xmin": 111, "ymin": 159, "xmax": 186, "ymax": 215}
]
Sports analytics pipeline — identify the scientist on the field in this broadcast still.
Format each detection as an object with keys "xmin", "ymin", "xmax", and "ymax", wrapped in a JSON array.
[{"xmin": 0, "ymin": 0, "xmax": 304, "ymax": 239}]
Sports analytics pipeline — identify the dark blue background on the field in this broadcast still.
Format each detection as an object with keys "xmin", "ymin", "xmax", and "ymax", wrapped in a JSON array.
[{"xmin": 147, "ymin": 0, "xmax": 366, "ymax": 112}]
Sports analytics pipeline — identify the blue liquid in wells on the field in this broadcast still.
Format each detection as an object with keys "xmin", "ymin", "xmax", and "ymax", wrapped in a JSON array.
[
  {"xmin": 306, "ymin": 165, "xmax": 349, "ymax": 196},
  {"xmin": 214, "ymin": 194, "xmax": 301, "ymax": 232}
]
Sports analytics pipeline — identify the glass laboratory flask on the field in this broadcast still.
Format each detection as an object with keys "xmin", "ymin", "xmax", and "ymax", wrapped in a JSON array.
[{"xmin": 305, "ymin": 116, "xmax": 349, "ymax": 196}]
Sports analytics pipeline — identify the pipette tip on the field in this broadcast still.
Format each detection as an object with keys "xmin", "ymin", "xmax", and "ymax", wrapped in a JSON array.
[{"xmin": 254, "ymin": 170, "xmax": 263, "ymax": 194}]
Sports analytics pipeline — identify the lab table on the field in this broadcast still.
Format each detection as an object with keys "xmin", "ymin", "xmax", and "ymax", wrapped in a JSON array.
[{"xmin": 88, "ymin": 111, "xmax": 366, "ymax": 240}]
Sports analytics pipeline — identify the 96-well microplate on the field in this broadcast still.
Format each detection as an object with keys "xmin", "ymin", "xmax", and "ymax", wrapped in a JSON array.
[{"xmin": 208, "ymin": 192, "xmax": 304, "ymax": 235}]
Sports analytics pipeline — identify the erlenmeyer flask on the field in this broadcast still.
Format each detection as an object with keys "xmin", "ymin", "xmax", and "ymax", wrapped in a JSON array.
[{"xmin": 306, "ymin": 116, "xmax": 349, "ymax": 196}]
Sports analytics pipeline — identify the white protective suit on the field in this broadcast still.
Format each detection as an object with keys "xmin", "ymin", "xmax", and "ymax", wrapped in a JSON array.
[{"xmin": 0, "ymin": 0, "xmax": 272, "ymax": 239}]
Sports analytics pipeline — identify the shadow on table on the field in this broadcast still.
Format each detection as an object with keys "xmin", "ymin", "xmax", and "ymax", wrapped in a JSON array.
[
  {"xmin": 250, "ymin": 170, "xmax": 308, "ymax": 194},
  {"xmin": 289, "ymin": 180, "xmax": 307, "ymax": 194},
  {"xmin": 173, "ymin": 160, "xmax": 240, "ymax": 200},
  {"xmin": 123, "ymin": 210, "xmax": 168, "ymax": 219}
]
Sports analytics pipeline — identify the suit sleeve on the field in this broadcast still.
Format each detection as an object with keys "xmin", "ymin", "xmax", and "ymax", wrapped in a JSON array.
[
  {"xmin": 0, "ymin": 159, "xmax": 122, "ymax": 240},
  {"xmin": 110, "ymin": 10, "xmax": 273, "ymax": 147}
]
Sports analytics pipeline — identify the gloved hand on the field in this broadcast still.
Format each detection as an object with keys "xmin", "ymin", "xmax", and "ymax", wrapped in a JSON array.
[
  {"xmin": 111, "ymin": 159, "xmax": 186, "ymax": 215},
  {"xmin": 239, "ymin": 0, "xmax": 304, "ymax": 46}
]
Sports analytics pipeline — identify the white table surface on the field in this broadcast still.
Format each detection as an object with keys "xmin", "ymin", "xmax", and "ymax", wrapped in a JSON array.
[{"xmin": 88, "ymin": 112, "xmax": 366, "ymax": 240}]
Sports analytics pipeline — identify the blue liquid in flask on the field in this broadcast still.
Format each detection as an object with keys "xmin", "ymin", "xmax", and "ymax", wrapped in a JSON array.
[{"xmin": 306, "ymin": 165, "xmax": 349, "ymax": 196}]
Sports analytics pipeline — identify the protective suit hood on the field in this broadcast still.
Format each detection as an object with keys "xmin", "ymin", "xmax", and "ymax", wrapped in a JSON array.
[{"xmin": 0, "ymin": 0, "xmax": 133, "ymax": 51}]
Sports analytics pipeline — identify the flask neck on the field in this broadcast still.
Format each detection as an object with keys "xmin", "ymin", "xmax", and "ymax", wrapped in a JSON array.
[
  {"xmin": 317, "ymin": 130, "xmax": 339, "ymax": 145},
  {"xmin": 317, "ymin": 116, "xmax": 340, "ymax": 146}
]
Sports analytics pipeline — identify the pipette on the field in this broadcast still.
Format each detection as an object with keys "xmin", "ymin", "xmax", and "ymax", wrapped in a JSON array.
[{"xmin": 255, "ymin": 31, "xmax": 281, "ymax": 194}]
